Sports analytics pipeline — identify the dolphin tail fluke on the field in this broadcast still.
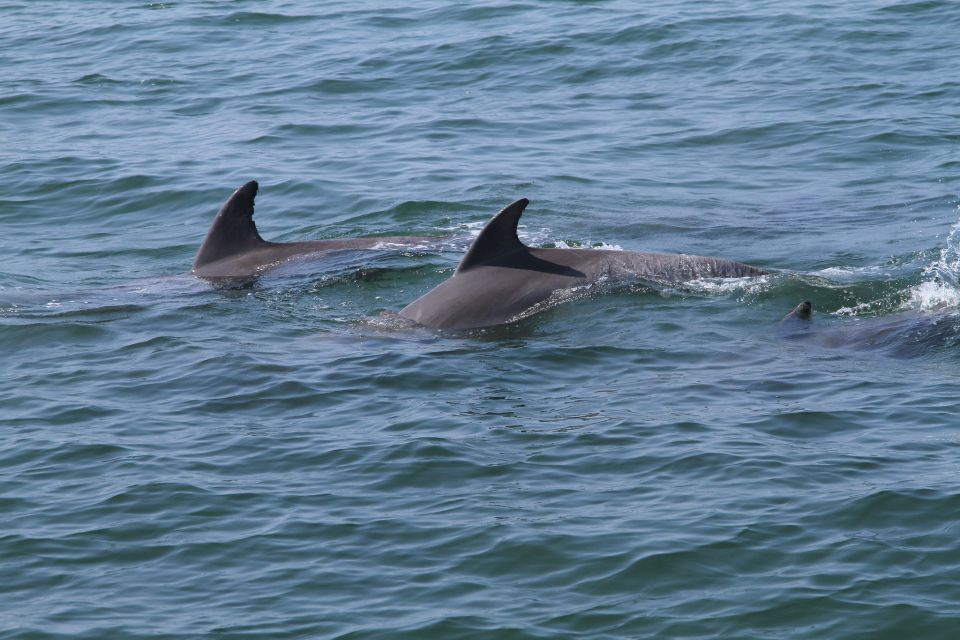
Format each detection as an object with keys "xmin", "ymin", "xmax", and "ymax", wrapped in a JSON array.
[
  {"xmin": 456, "ymin": 198, "xmax": 529, "ymax": 273},
  {"xmin": 193, "ymin": 180, "xmax": 267, "ymax": 270},
  {"xmin": 782, "ymin": 300, "xmax": 813, "ymax": 323}
]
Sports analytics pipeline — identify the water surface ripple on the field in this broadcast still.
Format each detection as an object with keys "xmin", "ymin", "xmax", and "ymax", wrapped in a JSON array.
[{"xmin": 3, "ymin": 1, "xmax": 960, "ymax": 638}]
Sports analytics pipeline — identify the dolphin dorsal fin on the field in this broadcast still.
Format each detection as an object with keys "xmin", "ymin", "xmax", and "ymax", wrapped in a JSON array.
[
  {"xmin": 456, "ymin": 198, "xmax": 529, "ymax": 273},
  {"xmin": 782, "ymin": 300, "xmax": 812, "ymax": 323},
  {"xmin": 193, "ymin": 180, "xmax": 267, "ymax": 269}
]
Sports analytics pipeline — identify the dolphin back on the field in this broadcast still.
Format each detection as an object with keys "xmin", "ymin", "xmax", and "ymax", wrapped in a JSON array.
[{"xmin": 398, "ymin": 197, "xmax": 769, "ymax": 329}]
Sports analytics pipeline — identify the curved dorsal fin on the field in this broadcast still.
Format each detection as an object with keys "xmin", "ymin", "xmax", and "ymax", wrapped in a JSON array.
[
  {"xmin": 193, "ymin": 180, "xmax": 267, "ymax": 269},
  {"xmin": 782, "ymin": 300, "xmax": 813, "ymax": 323},
  {"xmin": 456, "ymin": 198, "xmax": 529, "ymax": 273}
]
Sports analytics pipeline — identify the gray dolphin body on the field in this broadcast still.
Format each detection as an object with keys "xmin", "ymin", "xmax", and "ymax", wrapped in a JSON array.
[
  {"xmin": 194, "ymin": 181, "xmax": 439, "ymax": 280},
  {"xmin": 399, "ymin": 198, "xmax": 767, "ymax": 329},
  {"xmin": 781, "ymin": 300, "xmax": 960, "ymax": 357}
]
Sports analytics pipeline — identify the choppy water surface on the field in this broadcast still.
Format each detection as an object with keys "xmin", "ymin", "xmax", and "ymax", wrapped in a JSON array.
[{"xmin": 3, "ymin": 1, "xmax": 960, "ymax": 638}]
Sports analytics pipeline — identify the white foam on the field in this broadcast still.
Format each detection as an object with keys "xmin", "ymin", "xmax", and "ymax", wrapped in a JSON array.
[
  {"xmin": 683, "ymin": 274, "xmax": 770, "ymax": 295},
  {"xmin": 835, "ymin": 301, "xmax": 880, "ymax": 317},
  {"xmin": 370, "ymin": 240, "xmax": 432, "ymax": 251},
  {"xmin": 814, "ymin": 265, "xmax": 889, "ymax": 281},
  {"xmin": 551, "ymin": 239, "xmax": 624, "ymax": 251},
  {"xmin": 593, "ymin": 242, "xmax": 624, "ymax": 251},
  {"xmin": 437, "ymin": 220, "xmax": 485, "ymax": 234}
]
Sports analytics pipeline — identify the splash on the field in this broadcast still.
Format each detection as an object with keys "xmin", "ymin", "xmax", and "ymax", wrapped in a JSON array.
[
  {"xmin": 903, "ymin": 280, "xmax": 960, "ymax": 312},
  {"xmin": 904, "ymin": 214, "xmax": 960, "ymax": 312}
]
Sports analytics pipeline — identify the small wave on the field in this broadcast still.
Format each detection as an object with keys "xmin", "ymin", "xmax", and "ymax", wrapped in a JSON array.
[
  {"xmin": 212, "ymin": 11, "xmax": 319, "ymax": 26},
  {"xmin": 813, "ymin": 265, "xmax": 891, "ymax": 281},
  {"xmin": 877, "ymin": 0, "xmax": 953, "ymax": 15},
  {"xmin": 437, "ymin": 219, "xmax": 486, "ymax": 234},
  {"xmin": 835, "ymin": 300, "xmax": 884, "ymax": 317}
]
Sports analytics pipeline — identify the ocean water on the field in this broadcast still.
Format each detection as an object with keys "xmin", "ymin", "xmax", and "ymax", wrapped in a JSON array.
[{"xmin": 3, "ymin": 1, "xmax": 960, "ymax": 638}]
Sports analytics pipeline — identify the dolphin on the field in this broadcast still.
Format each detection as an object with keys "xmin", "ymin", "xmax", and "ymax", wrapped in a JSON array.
[
  {"xmin": 782, "ymin": 300, "xmax": 813, "ymax": 324},
  {"xmin": 780, "ymin": 300, "xmax": 960, "ymax": 356},
  {"xmin": 398, "ymin": 198, "xmax": 768, "ymax": 329},
  {"xmin": 194, "ymin": 180, "xmax": 442, "ymax": 280}
]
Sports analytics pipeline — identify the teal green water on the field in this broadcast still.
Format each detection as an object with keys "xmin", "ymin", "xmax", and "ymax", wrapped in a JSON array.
[{"xmin": 4, "ymin": 1, "xmax": 960, "ymax": 638}]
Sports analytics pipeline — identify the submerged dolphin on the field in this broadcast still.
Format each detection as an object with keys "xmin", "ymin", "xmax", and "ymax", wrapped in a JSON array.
[
  {"xmin": 194, "ymin": 181, "xmax": 441, "ymax": 280},
  {"xmin": 399, "ymin": 198, "xmax": 767, "ymax": 329},
  {"xmin": 780, "ymin": 300, "xmax": 960, "ymax": 357}
]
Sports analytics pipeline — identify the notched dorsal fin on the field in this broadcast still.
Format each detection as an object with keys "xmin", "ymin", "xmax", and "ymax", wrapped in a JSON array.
[
  {"xmin": 456, "ymin": 198, "xmax": 529, "ymax": 273},
  {"xmin": 193, "ymin": 180, "xmax": 267, "ymax": 269}
]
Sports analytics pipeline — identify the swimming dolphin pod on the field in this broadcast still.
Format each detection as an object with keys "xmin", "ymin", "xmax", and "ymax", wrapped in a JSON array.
[
  {"xmin": 399, "ymin": 198, "xmax": 768, "ymax": 329},
  {"xmin": 193, "ymin": 181, "xmax": 440, "ymax": 280}
]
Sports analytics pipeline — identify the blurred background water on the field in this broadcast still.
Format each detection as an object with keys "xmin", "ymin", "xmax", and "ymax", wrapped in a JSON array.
[{"xmin": 3, "ymin": 1, "xmax": 960, "ymax": 638}]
